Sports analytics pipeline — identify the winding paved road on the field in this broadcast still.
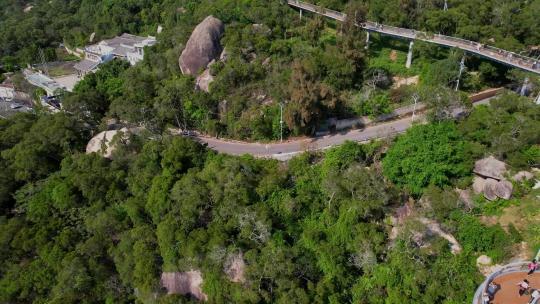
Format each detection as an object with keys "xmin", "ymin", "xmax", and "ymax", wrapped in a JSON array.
[
  {"xmin": 195, "ymin": 115, "xmax": 419, "ymax": 160},
  {"xmin": 192, "ymin": 93, "xmax": 499, "ymax": 160}
]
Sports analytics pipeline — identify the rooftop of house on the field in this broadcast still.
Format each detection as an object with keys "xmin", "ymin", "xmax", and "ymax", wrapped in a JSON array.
[{"xmin": 86, "ymin": 33, "xmax": 156, "ymax": 57}]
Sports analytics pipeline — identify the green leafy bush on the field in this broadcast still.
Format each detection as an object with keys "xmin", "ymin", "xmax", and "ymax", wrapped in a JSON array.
[{"xmin": 383, "ymin": 122, "xmax": 473, "ymax": 195}]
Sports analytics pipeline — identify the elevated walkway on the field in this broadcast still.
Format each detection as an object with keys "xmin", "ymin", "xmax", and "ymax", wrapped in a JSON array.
[
  {"xmin": 473, "ymin": 262, "xmax": 540, "ymax": 304},
  {"xmin": 287, "ymin": 0, "xmax": 540, "ymax": 75}
]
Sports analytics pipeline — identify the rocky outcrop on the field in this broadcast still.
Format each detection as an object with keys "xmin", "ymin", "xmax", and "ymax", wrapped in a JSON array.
[
  {"xmin": 512, "ymin": 171, "xmax": 534, "ymax": 182},
  {"xmin": 474, "ymin": 156, "xmax": 507, "ymax": 180},
  {"xmin": 418, "ymin": 218, "xmax": 462, "ymax": 254},
  {"xmin": 179, "ymin": 16, "xmax": 224, "ymax": 75},
  {"xmin": 476, "ymin": 255, "xmax": 492, "ymax": 266},
  {"xmin": 494, "ymin": 180, "xmax": 513, "ymax": 200},
  {"xmin": 224, "ymin": 253, "xmax": 246, "ymax": 283},
  {"xmin": 160, "ymin": 271, "xmax": 208, "ymax": 301},
  {"xmin": 196, "ymin": 68, "xmax": 214, "ymax": 93},
  {"xmin": 472, "ymin": 157, "xmax": 515, "ymax": 201},
  {"xmin": 472, "ymin": 176, "xmax": 486, "ymax": 194},
  {"xmin": 86, "ymin": 128, "xmax": 129, "ymax": 158},
  {"xmin": 456, "ymin": 188, "xmax": 474, "ymax": 210},
  {"xmin": 483, "ymin": 178, "xmax": 499, "ymax": 201}
]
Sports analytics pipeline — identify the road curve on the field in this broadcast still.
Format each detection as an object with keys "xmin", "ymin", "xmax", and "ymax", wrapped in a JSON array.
[
  {"xmin": 191, "ymin": 92, "xmax": 502, "ymax": 160},
  {"xmin": 194, "ymin": 115, "xmax": 419, "ymax": 159}
]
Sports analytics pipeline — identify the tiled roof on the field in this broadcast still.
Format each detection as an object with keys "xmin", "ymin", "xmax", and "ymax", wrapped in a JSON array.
[{"xmin": 74, "ymin": 59, "xmax": 100, "ymax": 72}]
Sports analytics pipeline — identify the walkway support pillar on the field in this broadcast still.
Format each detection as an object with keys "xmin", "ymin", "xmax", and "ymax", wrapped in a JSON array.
[
  {"xmin": 406, "ymin": 41, "xmax": 414, "ymax": 69},
  {"xmin": 365, "ymin": 32, "xmax": 370, "ymax": 50},
  {"xmin": 300, "ymin": 9, "xmax": 302, "ymax": 20},
  {"xmin": 519, "ymin": 77, "xmax": 529, "ymax": 96},
  {"xmin": 455, "ymin": 55, "xmax": 466, "ymax": 91}
]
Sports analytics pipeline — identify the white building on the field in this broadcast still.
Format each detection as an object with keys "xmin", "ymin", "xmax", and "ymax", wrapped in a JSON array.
[
  {"xmin": 74, "ymin": 33, "xmax": 156, "ymax": 76},
  {"xmin": 24, "ymin": 69, "xmax": 65, "ymax": 96}
]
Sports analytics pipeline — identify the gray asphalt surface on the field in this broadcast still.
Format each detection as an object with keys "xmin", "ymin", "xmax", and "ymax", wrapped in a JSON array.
[
  {"xmin": 196, "ymin": 115, "xmax": 420, "ymax": 159},
  {"xmin": 193, "ymin": 95, "xmax": 499, "ymax": 160}
]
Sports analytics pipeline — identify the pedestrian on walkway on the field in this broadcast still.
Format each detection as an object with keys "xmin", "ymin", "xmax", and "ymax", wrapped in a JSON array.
[
  {"xmin": 482, "ymin": 292, "xmax": 491, "ymax": 304},
  {"xmin": 529, "ymin": 259, "xmax": 539, "ymax": 275},
  {"xmin": 518, "ymin": 279, "xmax": 530, "ymax": 297}
]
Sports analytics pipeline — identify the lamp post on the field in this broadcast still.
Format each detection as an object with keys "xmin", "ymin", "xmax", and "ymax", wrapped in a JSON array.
[
  {"xmin": 412, "ymin": 93, "xmax": 419, "ymax": 122},
  {"xmin": 280, "ymin": 102, "xmax": 284, "ymax": 143}
]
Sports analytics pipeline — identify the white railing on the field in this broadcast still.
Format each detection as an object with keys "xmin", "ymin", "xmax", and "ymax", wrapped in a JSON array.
[
  {"xmin": 287, "ymin": 0, "xmax": 540, "ymax": 74},
  {"xmin": 472, "ymin": 262, "xmax": 529, "ymax": 304}
]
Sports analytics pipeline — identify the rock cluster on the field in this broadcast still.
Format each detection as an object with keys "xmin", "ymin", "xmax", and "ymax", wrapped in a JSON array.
[{"xmin": 472, "ymin": 156, "xmax": 515, "ymax": 201}]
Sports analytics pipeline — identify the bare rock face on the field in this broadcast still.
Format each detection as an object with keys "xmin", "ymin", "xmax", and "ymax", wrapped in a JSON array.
[
  {"xmin": 472, "ymin": 176, "xmax": 486, "ymax": 194},
  {"xmin": 196, "ymin": 68, "xmax": 214, "ymax": 93},
  {"xmin": 494, "ymin": 180, "xmax": 513, "ymax": 200},
  {"xmin": 483, "ymin": 178, "xmax": 499, "ymax": 201},
  {"xmin": 160, "ymin": 271, "xmax": 208, "ymax": 301},
  {"xmin": 474, "ymin": 156, "xmax": 507, "ymax": 180},
  {"xmin": 512, "ymin": 171, "xmax": 534, "ymax": 182},
  {"xmin": 456, "ymin": 188, "xmax": 474, "ymax": 210},
  {"xmin": 476, "ymin": 255, "xmax": 492, "ymax": 266},
  {"xmin": 224, "ymin": 253, "xmax": 246, "ymax": 283},
  {"xmin": 179, "ymin": 16, "xmax": 224, "ymax": 75},
  {"xmin": 86, "ymin": 128, "xmax": 129, "ymax": 158}
]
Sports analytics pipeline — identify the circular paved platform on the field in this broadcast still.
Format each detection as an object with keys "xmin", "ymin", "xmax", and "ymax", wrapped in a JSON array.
[{"xmin": 490, "ymin": 272, "xmax": 540, "ymax": 304}]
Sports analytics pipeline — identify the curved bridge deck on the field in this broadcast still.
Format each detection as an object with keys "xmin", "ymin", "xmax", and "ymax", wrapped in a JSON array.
[{"xmin": 287, "ymin": 0, "xmax": 540, "ymax": 75}]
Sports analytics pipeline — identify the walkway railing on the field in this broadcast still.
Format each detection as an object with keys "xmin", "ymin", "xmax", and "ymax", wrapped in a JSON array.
[
  {"xmin": 472, "ymin": 262, "xmax": 529, "ymax": 304},
  {"xmin": 287, "ymin": 0, "xmax": 540, "ymax": 75}
]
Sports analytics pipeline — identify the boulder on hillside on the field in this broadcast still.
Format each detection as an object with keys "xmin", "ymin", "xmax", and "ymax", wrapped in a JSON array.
[
  {"xmin": 161, "ymin": 271, "xmax": 208, "ymax": 301},
  {"xmin": 472, "ymin": 176, "xmax": 486, "ymax": 194},
  {"xmin": 483, "ymin": 178, "xmax": 499, "ymax": 201},
  {"xmin": 474, "ymin": 156, "xmax": 507, "ymax": 180},
  {"xmin": 179, "ymin": 16, "xmax": 224, "ymax": 75},
  {"xmin": 224, "ymin": 253, "xmax": 246, "ymax": 283},
  {"xmin": 196, "ymin": 68, "xmax": 214, "ymax": 93},
  {"xmin": 456, "ymin": 188, "xmax": 474, "ymax": 210},
  {"xmin": 476, "ymin": 255, "xmax": 492, "ymax": 266},
  {"xmin": 494, "ymin": 180, "xmax": 513, "ymax": 200},
  {"xmin": 86, "ymin": 128, "xmax": 129, "ymax": 158},
  {"xmin": 512, "ymin": 171, "xmax": 534, "ymax": 182}
]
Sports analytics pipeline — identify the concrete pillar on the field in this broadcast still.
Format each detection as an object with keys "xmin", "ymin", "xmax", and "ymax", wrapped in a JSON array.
[
  {"xmin": 536, "ymin": 93, "xmax": 540, "ymax": 105},
  {"xmin": 406, "ymin": 41, "xmax": 414, "ymax": 69},
  {"xmin": 365, "ymin": 32, "xmax": 370, "ymax": 50},
  {"xmin": 519, "ymin": 77, "xmax": 529, "ymax": 96},
  {"xmin": 455, "ymin": 55, "xmax": 466, "ymax": 91},
  {"xmin": 300, "ymin": 9, "xmax": 302, "ymax": 20}
]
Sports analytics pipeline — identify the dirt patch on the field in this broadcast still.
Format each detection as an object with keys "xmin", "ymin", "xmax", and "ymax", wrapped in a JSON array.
[
  {"xmin": 480, "ymin": 205, "xmax": 526, "ymax": 231},
  {"xmin": 389, "ymin": 50, "xmax": 398, "ymax": 62}
]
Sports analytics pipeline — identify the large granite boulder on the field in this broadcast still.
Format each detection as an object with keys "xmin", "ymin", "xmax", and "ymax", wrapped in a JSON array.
[
  {"xmin": 224, "ymin": 253, "xmax": 246, "ymax": 283},
  {"xmin": 474, "ymin": 156, "xmax": 507, "ymax": 180},
  {"xmin": 179, "ymin": 16, "xmax": 224, "ymax": 75},
  {"xmin": 160, "ymin": 271, "xmax": 208, "ymax": 301},
  {"xmin": 512, "ymin": 171, "xmax": 534, "ymax": 182},
  {"xmin": 483, "ymin": 178, "xmax": 499, "ymax": 201},
  {"xmin": 494, "ymin": 180, "xmax": 513, "ymax": 200},
  {"xmin": 472, "ymin": 176, "xmax": 486, "ymax": 194},
  {"xmin": 196, "ymin": 68, "xmax": 214, "ymax": 93},
  {"xmin": 85, "ymin": 128, "xmax": 129, "ymax": 158}
]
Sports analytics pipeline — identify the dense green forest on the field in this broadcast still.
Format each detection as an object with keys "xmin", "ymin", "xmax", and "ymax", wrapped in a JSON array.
[
  {"xmin": 2, "ymin": 0, "xmax": 540, "ymax": 139},
  {"xmin": 1, "ymin": 93, "xmax": 539, "ymax": 303},
  {"xmin": 1, "ymin": 0, "xmax": 540, "ymax": 303}
]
